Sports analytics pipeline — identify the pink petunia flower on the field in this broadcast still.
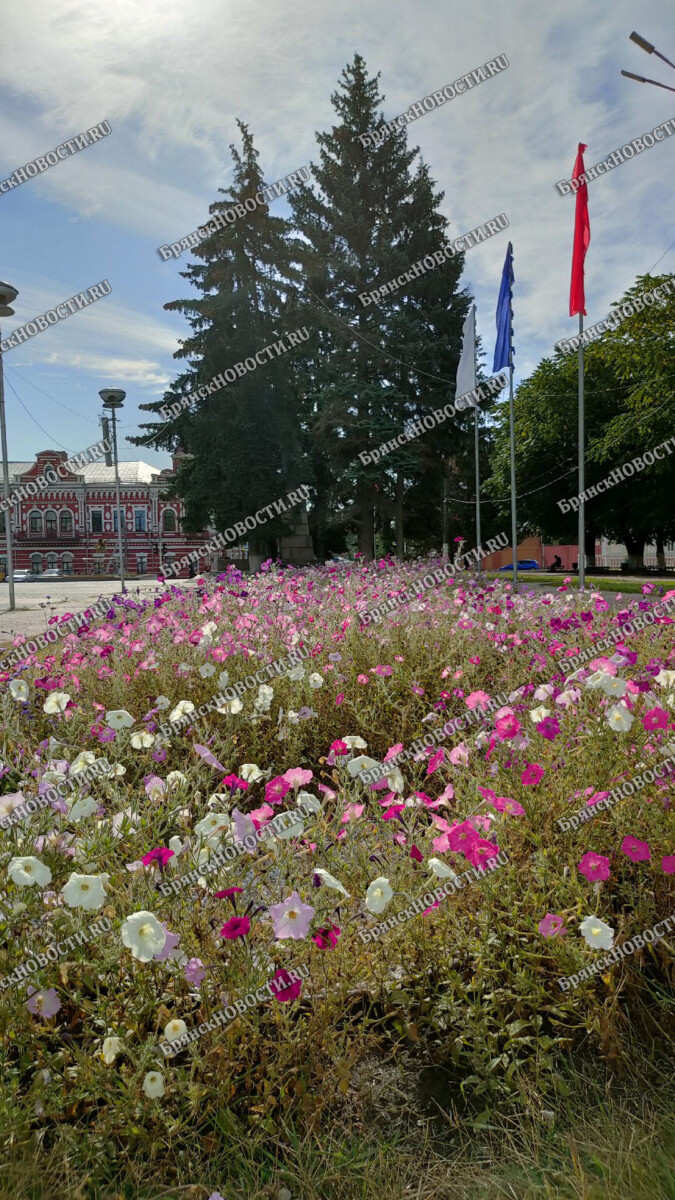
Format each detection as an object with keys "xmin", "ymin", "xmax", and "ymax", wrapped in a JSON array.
[
  {"xmin": 268, "ymin": 890, "xmax": 315, "ymax": 940},
  {"xmin": 426, "ymin": 749, "xmax": 445, "ymax": 775},
  {"xmin": 283, "ymin": 767, "xmax": 314, "ymax": 791},
  {"xmin": 621, "ymin": 836, "xmax": 651, "ymax": 862},
  {"xmin": 26, "ymin": 987, "xmax": 61, "ymax": 1018},
  {"xmin": 537, "ymin": 913, "xmax": 567, "ymax": 939},
  {"xmin": 577, "ymin": 851, "xmax": 611, "ymax": 882},
  {"xmin": 341, "ymin": 803, "xmax": 364, "ymax": 823},
  {"xmin": 661, "ymin": 855, "xmax": 675, "ymax": 874},
  {"xmin": 142, "ymin": 847, "xmax": 174, "ymax": 867},
  {"xmin": 184, "ymin": 958, "xmax": 207, "ymax": 986},
  {"xmin": 447, "ymin": 821, "xmax": 479, "ymax": 854},
  {"xmin": 220, "ymin": 916, "xmax": 250, "ymax": 940},
  {"xmin": 153, "ymin": 925, "xmax": 181, "ymax": 961},
  {"xmin": 491, "ymin": 796, "xmax": 525, "ymax": 816}
]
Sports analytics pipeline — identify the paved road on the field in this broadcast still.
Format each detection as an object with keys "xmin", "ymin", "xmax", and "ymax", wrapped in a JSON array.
[{"xmin": 0, "ymin": 577, "xmax": 201, "ymax": 646}]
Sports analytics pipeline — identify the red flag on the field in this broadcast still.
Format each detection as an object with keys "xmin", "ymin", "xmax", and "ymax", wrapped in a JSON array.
[{"xmin": 569, "ymin": 142, "xmax": 590, "ymax": 317}]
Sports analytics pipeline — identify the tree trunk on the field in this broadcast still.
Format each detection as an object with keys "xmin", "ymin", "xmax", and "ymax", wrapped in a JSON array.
[
  {"xmin": 395, "ymin": 473, "xmax": 404, "ymax": 558},
  {"xmin": 357, "ymin": 478, "xmax": 374, "ymax": 558},
  {"xmin": 656, "ymin": 533, "xmax": 666, "ymax": 573},
  {"xmin": 623, "ymin": 533, "xmax": 644, "ymax": 570}
]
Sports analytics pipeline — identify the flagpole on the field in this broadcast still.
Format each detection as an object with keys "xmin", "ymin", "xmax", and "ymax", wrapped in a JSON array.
[
  {"xmin": 578, "ymin": 312, "xmax": 585, "ymax": 589},
  {"xmin": 508, "ymin": 295, "xmax": 517, "ymax": 593}
]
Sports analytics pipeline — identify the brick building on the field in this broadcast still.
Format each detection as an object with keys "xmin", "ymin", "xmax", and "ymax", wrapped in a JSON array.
[{"xmin": 0, "ymin": 450, "xmax": 214, "ymax": 578}]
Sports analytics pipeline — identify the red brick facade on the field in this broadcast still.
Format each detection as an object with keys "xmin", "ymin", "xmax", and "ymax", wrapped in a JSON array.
[{"xmin": 0, "ymin": 450, "xmax": 214, "ymax": 578}]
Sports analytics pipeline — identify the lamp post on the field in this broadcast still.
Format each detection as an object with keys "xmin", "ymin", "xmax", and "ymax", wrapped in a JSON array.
[
  {"xmin": 0, "ymin": 281, "xmax": 18, "ymax": 611},
  {"xmin": 99, "ymin": 388, "xmax": 127, "ymax": 594},
  {"xmin": 622, "ymin": 31, "xmax": 675, "ymax": 93}
]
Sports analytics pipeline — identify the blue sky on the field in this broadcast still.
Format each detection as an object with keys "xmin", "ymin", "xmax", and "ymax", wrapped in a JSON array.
[{"xmin": 1, "ymin": 0, "xmax": 673, "ymax": 468}]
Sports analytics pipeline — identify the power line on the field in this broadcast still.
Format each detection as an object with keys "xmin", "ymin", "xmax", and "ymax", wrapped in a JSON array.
[{"xmin": 3, "ymin": 375, "xmax": 72, "ymax": 452}]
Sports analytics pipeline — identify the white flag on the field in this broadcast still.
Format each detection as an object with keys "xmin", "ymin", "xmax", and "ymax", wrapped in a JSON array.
[{"xmin": 455, "ymin": 305, "xmax": 476, "ymax": 400}]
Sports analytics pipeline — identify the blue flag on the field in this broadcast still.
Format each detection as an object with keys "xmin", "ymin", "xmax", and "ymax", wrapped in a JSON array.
[{"xmin": 493, "ymin": 241, "xmax": 514, "ymax": 373}]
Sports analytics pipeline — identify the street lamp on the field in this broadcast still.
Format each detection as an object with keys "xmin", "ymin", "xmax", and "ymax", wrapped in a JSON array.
[
  {"xmin": 621, "ymin": 31, "xmax": 675, "ymax": 93},
  {"xmin": 99, "ymin": 388, "xmax": 127, "ymax": 594},
  {"xmin": 0, "ymin": 280, "xmax": 18, "ymax": 612}
]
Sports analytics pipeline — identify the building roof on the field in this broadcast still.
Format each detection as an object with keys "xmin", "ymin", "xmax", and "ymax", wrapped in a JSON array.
[{"xmin": 7, "ymin": 461, "xmax": 164, "ymax": 485}]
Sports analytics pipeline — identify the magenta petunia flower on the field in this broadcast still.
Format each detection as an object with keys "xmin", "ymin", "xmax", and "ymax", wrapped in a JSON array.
[
  {"xmin": 538, "ymin": 913, "xmax": 567, "ymax": 939},
  {"xmin": 447, "ymin": 820, "xmax": 479, "ymax": 854},
  {"xmin": 220, "ymin": 915, "xmax": 250, "ymax": 940},
  {"xmin": 268, "ymin": 890, "xmax": 315, "ymax": 940},
  {"xmin": 537, "ymin": 717, "xmax": 560, "ymax": 741},
  {"xmin": 426, "ymin": 748, "xmax": 445, "ymax": 775},
  {"xmin": 312, "ymin": 924, "xmax": 341, "ymax": 950},
  {"xmin": 214, "ymin": 886, "xmax": 243, "ymax": 902},
  {"xmin": 464, "ymin": 838, "xmax": 500, "ymax": 868},
  {"xmin": 184, "ymin": 958, "xmax": 206, "ymax": 986},
  {"xmin": 335, "ymin": 692, "xmax": 344, "ymax": 706},
  {"xmin": 577, "ymin": 851, "xmax": 611, "ymax": 882},
  {"xmin": 221, "ymin": 773, "xmax": 249, "ymax": 792},
  {"xmin": 641, "ymin": 707, "xmax": 669, "ymax": 731},
  {"xmin": 270, "ymin": 967, "xmax": 304, "ymax": 1002},
  {"xmin": 661, "ymin": 855, "xmax": 675, "ymax": 874},
  {"xmin": 330, "ymin": 740, "xmax": 349, "ymax": 756},
  {"xmin": 265, "ymin": 776, "xmax": 291, "ymax": 806},
  {"xmin": 27, "ymin": 986, "xmax": 61, "ymax": 1018},
  {"xmin": 621, "ymin": 836, "xmax": 651, "ymax": 862},
  {"xmin": 521, "ymin": 763, "xmax": 545, "ymax": 786},
  {"xmin": 495, "ymin": 713, "xmax": 521, "ymax": 741},
  {"xmin": 410, "ymin": 844, "xmax": 424, "ymax": 862},
  {"xmin": 141, "ymin": 846, "xmax": 174, "ymax": 867}
]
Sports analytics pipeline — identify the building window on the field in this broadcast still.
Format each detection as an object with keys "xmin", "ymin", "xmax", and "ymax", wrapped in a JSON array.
[
  {"xmin": 31, "ymin": 554, "xmax": 43, "ymax": 575},
  {"xmin": 0, "ymin": 512, "xmax": 4, "ymax": 534},
  {"xmin": 62, "ymin": 555, "xmax": 74, "ymax": 575},
  {"xmin": 45, "ymin": 511, "xmax": 57, "ymax": 537},
  {"xmin": 47, "ymin": 554, "xmax": 58, "ymax": 569},
  {"xmin": 163, "ymin": 509, "xmax": 176, "ymax": 532},
  {"xmin": 134, "ymin": 509, "xmax": 147, "ymax": 533},
  {"xmin": 91, "ymin": 510, "xmax": 103, "ymax": 534},
  {"xmin": 29, "ymin": 512, "xmax": 42, "ymax": 535},
  {"xmin": 136, "ymin": 554, "xmax": 147, "ymax": 574},
  {"xmin": 113, "ymin": 510, "xmax": 127, "ymax": 533},
  {"xmin": 60, "ymin": 511, "xmax": 73, "ymax": 534}
]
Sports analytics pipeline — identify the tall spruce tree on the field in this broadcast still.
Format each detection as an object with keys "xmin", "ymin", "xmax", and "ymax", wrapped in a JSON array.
[
  {"xmin": 288, "ymin": 54, "xmax": 470, "ymax": 558},
  {"xmin": 131, "ymin": 122, "xmax": 305, "ymax": 557}
]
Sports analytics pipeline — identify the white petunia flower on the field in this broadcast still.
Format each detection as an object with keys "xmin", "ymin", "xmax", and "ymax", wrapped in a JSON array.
[
  {"xmin": 164, "ymin": 1018, "xmax": 188, "ymax": 1043},
  {"xmin": 287, "ymin": 666, "xmax": 305, "ymax": 681},
  {"xmin": 68, "ymin": 796, "xmax": 98, "ymax": 822},
  {"xmin": 579, "ymin": 915, "xmax": 614, "ymax": 950},
  {"xmin": 195, "ymin": 812, "xmax": 231, "ymax": 839},
  {"xmin": 154, "ymin": 696, "xmax": 171, "ymax": 711},
  {"xmin": 428, "ymin": 858, "xmax": 458, "ymax": 880},
  {"xmin": 655, "ymin": 669, "xmax": 675, "ymax": 689},
  {"xmin": 216, "ymin": 698, "xmax": 243, "ymax": 716},
  {"xmin": 365, "ymin": 876, "xmax": 393, "ymax": 914},
  {"xmin": 341, "ymin": 735, "xmax": 367, "ymax": 750},
  {"xmin": 297, "ymin": 791, "xmax": 321, "ymax": 813},
  {"xmin": 142, "ymin": 1071, "xmax": 165, "ymax": 1098},
  {"xmin": 199, "ymin": 663, "xmax": 216, "ymax": 678},
  {"xmin": 107, "ymin": 763, "xmax": 127, "ymax": 778},
  {"xmin": 70, "ymin": 751, "xmax": 97, "ymax": 775},
  {"xmin": 169, "ymin": 700, "xmax": 195, "ymax": 723},
  {"xmin": 347, "ymin": 755, "xmax": 379, "ymax": 778},
  {"xmin": 239, "ymin": 763, "xmax": 264, "ymax": 783},
  {"xmin": 385, "ymin": 768, "xmax": 405, "ymax": 795},
  {"xmin": 121, "ymin": 911, "xmax": 167, "ymax": 962},
  {"xmin": 61, "ymin": 872, "xmax": 107, "ymax": 910},
  {"xmin": 606, "ymin": 704, "xmax": 634, "ymax": 732},
  {"xmin": 584, "ymin": 671, "xmax": 608, "ymax": 690},
  {"xmin": 9, "ymin": 679, "xmax": 29, "ymax": 703},
  {"xmin": 308, "ymin": 672, "xmax": 324, "ymax": 689},
  {"xmin": 217, "ymin": 670, "xmax": 229, "ymax": 689},
  {"xmin": 313, "ymin": 867, "xmax": 350, "ymax": 897},
  {"xmin": 600, "ymin": 675, "xmax": 626, "ymax": 698},
  {"xmin": 529, "ymin": 705, "xmax": 550, "ymax": 724},
  {"xmin": 166, "ymin": 771, "xmax": 187, "ymax": 789},
  {"xmin": 8, "ymin": 856, "xmax": 52, "ymax": 887},
  {"xmin": 105, "ymin": 709, "xmax": 135, "ymax": 730},
  {"xmin": 101, "ymin": 1036, "xmax": 123, "ymax": 1065},
  {"xmin": 130, "ymin": 731, "xmax": 155, "ymax": 750},
  {"xmin": 43, "ymin": 691, "xmax": 71, "ymax": 715}
]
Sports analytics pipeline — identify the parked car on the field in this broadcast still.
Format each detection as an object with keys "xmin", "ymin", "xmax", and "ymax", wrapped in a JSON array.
[
  {"xmin": 41, "ymin": 568, "xmax": 65, "ymax": 580},
  {"xmin": 497, "ymin": 560, "xmax": 540, "ymax": 571},
  {"xmin": 10, "ymin": 569, "xmax": 38, "ymax": 582}
]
